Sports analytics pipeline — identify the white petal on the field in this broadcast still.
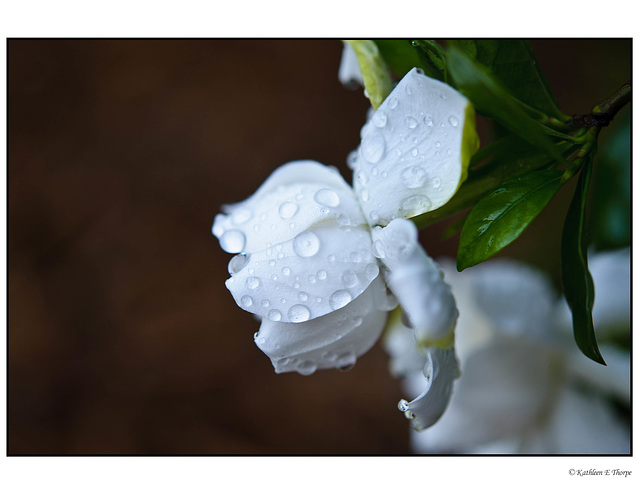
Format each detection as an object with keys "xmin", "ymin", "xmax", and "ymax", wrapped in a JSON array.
[
  {"xmin": 254, "ymin": 275, "xmax": 394, "ymax": 375},
  {"xmin": 589, "ymin": 248, "xmax": 630, "ymax": 336},
  {"xmin": 459, "ymin": 259, "xmax": 557, "ymax": 340},
  {"xmin": 408, "ymin": 338, "xmax": 559, "ymax": 451},
  {"xmin": 524, "ymin": 387, "xmax": 630, "ymax": 454},
  {"xmin": 226, "ymin": 222, "xmax": 381, "ymax": 323},
  {"xmin": 383, "ymin": 309, "xmax": 429, "ymax": 377},
  {"xmin": 352, "ymin": 68, "xmax": 478, "ymax": 225},
  {"xmin": 398, "ymin": 346, "xmax": 459, "ymax": 430},
  {"xmin": 372, "ymin": 218, "xmax": 457, "ymax": 345},
  {"xmin": 565, "ymin": 344, "xmax": 630, "ymax": 405},
  {"xmin": 213, "ymin": 160, "xmax": 366, "ymax": 254},
  {"xmin": 338, "ymin": 42, "xmax": 363, "ymax": 89}
]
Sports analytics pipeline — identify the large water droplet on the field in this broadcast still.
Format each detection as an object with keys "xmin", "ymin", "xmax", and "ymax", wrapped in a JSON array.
[
  {"xmin": 228, "ymin": 254, "xmax": 249, "ymax": 274},
  {"xmin": 268, "ymin": 309, "xmax": 282, "ymax": 321},
  {"xmin": 329, "ymin": 290, "xmax": 352, "ymax": 310},
  {"xmin": 401, "ymin": 195, "xmax": 432, "ymax": 215},
  {"xmin": 372, "ymin": 111, "xmax": 387, "ymax": 128},
  {"xmin": 448, "ymin": 115, "xmax": 459, "ymax": 127},
  {"xmin": 365, "ymin": 263, "xmax": 380, "ymax": 280},
  {"xmin": 314, "ymin": 188, "xmax": 340, "ymax": 207},
  {"xmin": 246, "ymin": 276, "xmax": 261, "ymax": 290},
  {"xmin": 341, "ymin": 270, "xmax": 358, "ymax": 288},
  {"xmin": 288, "ymin": 304, "xmax": 311, "ymax": 323},
  {"xmin": 278, "ymin": 201, "xmax": 299, "ymax": 219},
  {"xmin": 241, "ymin": 295, "xmax": 253, "ymax": 307},
  {"xmin": 373, "ymin": 240, "xmax": 386, "ymax": 259},
  {"xmin": 337, "ymin": 352, "xmax": 356, "ymax": 371},
  {"xmin": 297, "ymin": 360, "xmax": 317, "ymax": 376},
  {"xmin": 401, "ymin": 166, "xmax": 428, "ymax": 189},
  {"xmin": 219, "ymin": 230, "xmax": 246, "ymax": 253},
  {"xmin": 361, "ymin": 131, "xmax": 385, "ymax": 164},
  {"xmin": 293, "ymin": 231, "xmax": 320, "ymax": 257}
]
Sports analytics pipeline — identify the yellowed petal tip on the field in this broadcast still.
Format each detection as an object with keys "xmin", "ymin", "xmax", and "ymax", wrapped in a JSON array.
[
  {"xmin": 344, "ymin": 40, "xmax": 392, "ymax": 110},
  {"xmin": 417, "ymin": 329, "xmax": 455, "ymax": 350}
]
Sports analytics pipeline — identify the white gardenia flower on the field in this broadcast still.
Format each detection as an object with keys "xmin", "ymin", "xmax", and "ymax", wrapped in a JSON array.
[
  {"xmin": 387, "ymin": 251, "xmax": 630, "ymax": 453},
  {"xmin": 213, "ymin": 68, "xmax": 478, "ymax": 427}
]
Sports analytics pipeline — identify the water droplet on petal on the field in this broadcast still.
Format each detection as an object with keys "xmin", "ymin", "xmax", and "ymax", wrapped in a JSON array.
[
  {"xmin": 297, "ymin": 360, "xmax": 317, "ymax": 375},
  {"xmin": 405, "ymin": 116, "xmax": 418, "ymax": 129},
  {"xmin": 373, "ymin": 240, "xmax": 386, "ymax": 259},
  {"xmin": 288, "ymin": 304, "xmax": 311, "ymax": 322},
  {"xmin": 228, "ymin": 254, "xmax": 249, "ymax": 274},
  {"xmin": 432, "ymin": 177, "xmax": 442, "ymax": 189},
  {"xmin": 424, "ymin": 115, "xmax": 433, "ymax": 127},
  {"xmin": 219, "ymin": 230, "xmax": 246, "ymax": 253},
  {"xmin": 246, "ymin": 276, "xmax": 261, "ymax": 290},
  {"xmin": 387, "ymin": 96, "xmax": 398, "ymax": 109},
  {"xmin": 401, "ymin": 166, "xmax": 428, "ymax": 189},
  {"xmin": 448, "ymin": 115, "xmax": 459, "ymax": 127},
  {"xmin": 365, "ymin": 263, "xmax": 380, "ymax": 280},
  {"xmin": 261, "ymin": 299, "xmax": 270, "ymax": 307},
  {"xmin": 278, "ymin": 201, "xmax": 299, "ymax": 219},
  {"xmin": 241, "ymin": 295, "xmax": 253, "ymax": 307},
  {"xmin": 341, "ymin": 270, "xmax": 358, "ymax": 288},
  {"xmin": 401, "ymin": 195, "xmax": 432, "ymax": 215},
  {"xmin": 372, "ymin": 111, "xmax": 387, "ymax": 128},
  {"xmin": 268, "ymin": 309, "xmax": 282, "ymax": 321},
  {"xmin": 293, "ymin": 231, "xmax": 320, "ymax": 257},
  {"xmin": 281, "ymin": 267, "xmax": 291, "ymax": 276},
  {"xmin": 337, "ymin": 352, "xmax": 356, "ymax": 371},
  {"xmin": 314, "ymin": 188, "xmax": 340, "ymax": 208},
  {"xmin": 317, "ymin": 269, "xmax": 327, "ymax": 280},
  {"xmin": 329, "ymin": 290, "xmax": 352, "ymax": 310},
  {"xmin": 298, "ymin": 292, "xmax": 308, "ymax": 301},
  {"xmin": 361, "ymin": 131, "xmax": 385, "ymax": 164},
  {"xmin": 327, "ymin": 254, "xmax": 336, "ymax": 263}
]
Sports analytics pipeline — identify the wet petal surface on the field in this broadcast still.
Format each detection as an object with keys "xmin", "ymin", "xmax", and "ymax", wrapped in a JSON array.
[
  {"xmin": 352, "ymin": 68, "xmax": 478, "ymax": 226},
  {"xmin": 254, "ymin": 276, "xmax": 396, "ymax": 374}
]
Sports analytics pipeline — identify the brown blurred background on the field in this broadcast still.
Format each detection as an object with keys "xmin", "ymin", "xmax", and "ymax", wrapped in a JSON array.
[{"xmin": 7, "ymin": 39, "xmax": 631, "ymax": 454}]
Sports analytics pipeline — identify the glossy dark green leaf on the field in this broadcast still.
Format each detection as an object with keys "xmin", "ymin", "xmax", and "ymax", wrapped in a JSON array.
[
  {"xmin": 456, "ymin": 40, "xmax": 563, "ymax": 118},
  {"xmin": 562, "ymin": 161, "xmax": 605, "ymax": 365},
  {"xmin": 457, "ymin": 169, "xmax": 564, "ymax": 271},
  {"xmin": 374, "ymin": 40, "xmax": 424, "ymax": 79},
  {"xmin": 446, "ymin": 45, "xmax": 566, "ymax": 163}
]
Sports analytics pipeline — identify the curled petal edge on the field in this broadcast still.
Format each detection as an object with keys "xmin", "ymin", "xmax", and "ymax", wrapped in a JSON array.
[{"xmin": 398, "ymin": 346, "xmax": 459, "ymax": 430}]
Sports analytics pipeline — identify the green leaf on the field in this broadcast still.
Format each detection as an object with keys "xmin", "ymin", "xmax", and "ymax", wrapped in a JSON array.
[
  {"xmin": 374, "ymin": 40, "xmax": 423, "ymax": 78},
  {"xmin": 455, "ymin": 40, "xmax": 564, "ymax": 119},
  {"xmin": 446, "ymin": 44, "xmax": 566, "ymax": 163},
  {"xmin": 457, "ymin": 169, "xmax": 564, "ymax": 270},
  {"xmin": 561, "ymin": 161, "xmax": 605, "ymax": 365}
]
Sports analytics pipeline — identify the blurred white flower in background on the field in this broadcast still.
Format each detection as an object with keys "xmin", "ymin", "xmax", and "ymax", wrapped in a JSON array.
[{"xmin": 386, "ymin": 249, "xmax": 630, "ymax": 454}]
